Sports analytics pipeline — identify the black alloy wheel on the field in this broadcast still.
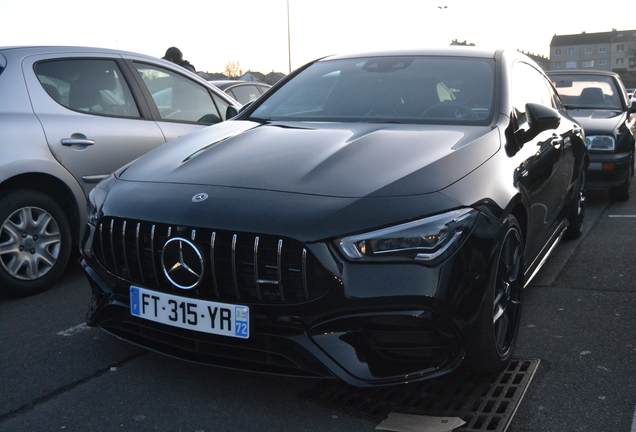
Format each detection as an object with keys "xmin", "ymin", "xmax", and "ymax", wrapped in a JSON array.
[
  {"xmin": 468, "ymin": 215, "xmax": 524, "ymax": 372},
  {"xmin": 0, "ymin": 190, "xmax": 72, "ymax": 297},
  {"xmin": 565, "ymin": 168, "xmax": 586, "ymax": 240}
]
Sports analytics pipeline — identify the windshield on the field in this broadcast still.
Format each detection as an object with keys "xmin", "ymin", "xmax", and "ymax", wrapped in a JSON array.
[
  {"xmin": 249, "ymin": 56, "xmax": 495, "ymax": 125},
  {"xmin": 551, "ymin": 74, "xmax": 623, "ymax": 110}
]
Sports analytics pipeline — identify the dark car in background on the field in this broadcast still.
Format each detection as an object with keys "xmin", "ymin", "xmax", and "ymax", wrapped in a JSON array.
[
  {"xmin": 208, "ymin": 80, "xmax": 271, "ymax": 105},
  {"xmin": 0, "ymin": 46, "xmax": 240, "ymax": 297},
  {"xmin": 81, "ymin": 48, "xmax": 586, "ymax": 387},
  {"xmin": 548, "ymin": 70, "xmax": 636, "ymax": 200}
]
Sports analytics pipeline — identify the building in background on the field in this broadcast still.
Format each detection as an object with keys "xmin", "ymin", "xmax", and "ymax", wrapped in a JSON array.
[{"xmin": 549, "ymin": 29, "xmax": 636, "ymax": 87}]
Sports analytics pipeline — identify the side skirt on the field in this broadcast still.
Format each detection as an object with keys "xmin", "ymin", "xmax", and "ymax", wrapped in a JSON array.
[{"xmin": 523, "ymin": 220, "xmax": 567, "ymax": 288}]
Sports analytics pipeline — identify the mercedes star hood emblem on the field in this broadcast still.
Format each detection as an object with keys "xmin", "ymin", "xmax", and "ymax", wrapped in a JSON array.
[{"xmin": 161, "ymin": 238, "xmax": 204, "ymax": 289}]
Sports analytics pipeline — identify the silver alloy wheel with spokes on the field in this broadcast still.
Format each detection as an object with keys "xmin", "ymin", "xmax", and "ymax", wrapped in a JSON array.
[
  {"xmin": 492, "ymin": 223, "xmax": 523, "ymax": 358},
  {"xmin": 0, "ymin": 205, "xmax": 62, "ymax": 280}
]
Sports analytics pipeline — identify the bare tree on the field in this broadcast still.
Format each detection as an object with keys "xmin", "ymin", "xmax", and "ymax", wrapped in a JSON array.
[{"xmin": 224, "ymin": 61, "xmax": 243, "ymax": 79}]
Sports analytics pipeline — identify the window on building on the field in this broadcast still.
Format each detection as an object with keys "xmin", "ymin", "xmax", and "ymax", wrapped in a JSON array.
[
  {"xmin": 599, "ymin": 46, "xmax": 607, "ymax": 53},
  {"xmin": 585, "ymin": 47, "xmax": 593, "ymax": 54},
  {"xmin": 566, "ymin": 61, "xmax": 577, "ymax": 69},
  {"xmin": 617, "ymin": 44, "xmax": 625, "ymax": 52},
  {"xmin": 599, "ymin": 59, "xmax": 607, "ymax": 66},
  {"xmin": 568, "ymin": 48, "xmax": 576, "ymax": 55},
  {"xmin": 554, "ymin": 48, "xmax": 562, "ymax": 56},
  {"xmin": 582, "ymin": 61, "xmax": 594, "ymax": 68},
  {"xmin": 554, "ymin": 61, "xmax": 563, "ymax": 69},
  {"xmin": 617, "ymin": 58, "xmax": 625, "ymax": 66}
]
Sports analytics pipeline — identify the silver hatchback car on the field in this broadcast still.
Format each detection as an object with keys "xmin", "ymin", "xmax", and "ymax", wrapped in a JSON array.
[{"xmin": 0, "ymin": 46, "xmax": 241, "ymax": 297}]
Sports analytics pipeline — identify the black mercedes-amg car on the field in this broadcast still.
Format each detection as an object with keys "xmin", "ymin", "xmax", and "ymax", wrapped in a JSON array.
[{"xmin": 81, "ymin": 48, "xmax": 587, "ymax": 387}]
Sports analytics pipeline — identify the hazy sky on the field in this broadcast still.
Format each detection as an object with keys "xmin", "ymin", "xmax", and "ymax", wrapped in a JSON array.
[{"xmin": 1, "ymin": 0, "xmax": 633, "ymax": 74}]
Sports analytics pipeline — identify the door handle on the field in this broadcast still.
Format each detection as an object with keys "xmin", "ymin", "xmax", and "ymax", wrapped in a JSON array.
[
  {"xmin": 61, "ymin": 133, "xmax": 95, "ymax": 146},
  {"xmin": 61, "ymin": 138, "xmax": 95, "ymax": 146}
]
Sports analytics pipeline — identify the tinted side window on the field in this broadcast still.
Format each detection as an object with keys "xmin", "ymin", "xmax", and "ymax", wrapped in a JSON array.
[
  {"xmin": 133, "ymin": 63, "xmax": 223, "ymax": 124},
  {"xmin": 35, "ymin": 59, "xmax": 140, "ymax": 118},
  {"xmin": 511, "ymin": 62, "xmax": 555, "ymax": 132}
]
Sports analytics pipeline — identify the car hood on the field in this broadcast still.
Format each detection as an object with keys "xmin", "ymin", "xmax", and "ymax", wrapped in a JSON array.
[
  {"xmin": 120, "ymin": 120, "xmax": 499, "ymax": 198},
  {"xmin": 565, "ymin": 109, "xmax": 625, "ymax": 134}
]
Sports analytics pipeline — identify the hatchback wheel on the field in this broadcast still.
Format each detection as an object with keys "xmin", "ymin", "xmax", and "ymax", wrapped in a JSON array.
[
  {"xmin": 467, "ymin": 215, "xmax": 524, "ymax": 372},
  {"xmin": 0, "ymin": 190, "xmax": 71, "ymax": 297}
]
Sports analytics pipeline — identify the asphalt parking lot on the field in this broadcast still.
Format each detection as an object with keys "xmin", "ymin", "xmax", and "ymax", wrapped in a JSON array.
[
  {"xmin": 510, "ymin": 189, "xmax": 636, "ymax": 432},
  {"xmin": 2, "ymin": 189, "xmax": 636, "ymax": 432}
]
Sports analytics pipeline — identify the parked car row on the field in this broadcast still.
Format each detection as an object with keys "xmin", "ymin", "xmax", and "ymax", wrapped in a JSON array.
[
  {"xmin": 0, "ymin": 46, "xmax": 241, "ymax": 297},
  {"xmin": 5, "ymin": 44, "xmax": 635, "ymax": 388}
]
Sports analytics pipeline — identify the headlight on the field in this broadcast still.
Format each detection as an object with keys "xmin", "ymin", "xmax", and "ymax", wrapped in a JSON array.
[
  {"xmin": 336, "ymin": 208, "xmax": 479, "ymax": 264},
  {"xmin": 586, "ymin": 135, "xmax": 615, "ymax": 151}
]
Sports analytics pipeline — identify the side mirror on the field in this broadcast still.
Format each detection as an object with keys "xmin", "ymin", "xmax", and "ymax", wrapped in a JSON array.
[
  {"xmin": 226, "ymin": 106, "xmax": 239, "ymax": 119},
  {"xmin": 628, "ymin": 100, "xmax": 636, "ymax": 114},
  {"xmin": 513, "ymin": 103, "xmax": 562, "ymax": 147},
  {"xmin": 526, "ymin": 103, "xmax": 561, "ymax": 132}
]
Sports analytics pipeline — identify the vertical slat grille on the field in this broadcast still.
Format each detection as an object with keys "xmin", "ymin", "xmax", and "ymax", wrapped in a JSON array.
[
  {"xmin": 93, "ymin": 217, "xmax": 337, "ymax": 304},
  {"xmin": 210, "ymin": 231, "xmax": 219, "ymax": 297}
]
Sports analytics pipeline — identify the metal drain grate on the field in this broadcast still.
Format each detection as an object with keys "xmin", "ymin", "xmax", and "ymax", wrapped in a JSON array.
[{"xmin": 302, "ymin": 358, "xmax": 539, "ymax": 432}]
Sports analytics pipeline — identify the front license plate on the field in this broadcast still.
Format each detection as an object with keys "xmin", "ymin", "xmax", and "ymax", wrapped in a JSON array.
[{"xmin": 129, "ymin": 286, "xmax": 249, "ymax": 339}]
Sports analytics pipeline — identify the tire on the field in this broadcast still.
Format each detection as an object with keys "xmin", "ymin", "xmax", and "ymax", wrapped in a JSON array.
[
  {"xmin": 609, "ymin": 155, "xmax": 633, "ymax": 201},
  {"xmin": 466, "ymin": 215, "xmax": 524, "ymax": 373},
  {"xmin": 0, "ymin": 190, "xmax": 72, "ymax": 297},
  {"xmin": 564, "ymin": 169, "xmax": 586, "ymax": 240}
]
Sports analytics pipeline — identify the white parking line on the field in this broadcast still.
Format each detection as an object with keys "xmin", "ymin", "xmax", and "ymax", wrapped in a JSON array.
[
  {"xmin": 57, "ymin": 323, "xmax": 90, "ymax": 337},
  {"xmin": 609, "ymin": 215, "xmax": 636, "ymax": 218}
]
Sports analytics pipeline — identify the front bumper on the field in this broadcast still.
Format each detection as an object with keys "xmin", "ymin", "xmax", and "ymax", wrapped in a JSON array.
[
  {"xmin": 80, "ymin": 212, "xmax": 500, "ymax": 387},
  {"xmin": 586, "ymin": 152, "xmax": 632, "ymax": 190}
]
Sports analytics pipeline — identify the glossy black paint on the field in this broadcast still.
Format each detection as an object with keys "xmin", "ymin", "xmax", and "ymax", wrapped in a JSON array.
[
  {"xmin": 81, "ymin": 48, "xmax": 586, "ymax": 386},
  {"xmin": 548, "ymin": 70, "xmax": 636, "ymax": 198}
]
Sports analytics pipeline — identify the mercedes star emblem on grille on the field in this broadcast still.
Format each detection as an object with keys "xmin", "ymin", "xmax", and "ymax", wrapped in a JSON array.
[
  {"xmin": 192, "ymin": 193, "xmax": 208, "ymax": 203},
  {"xmin": 161, "ymin": 238, "xmax": 204, "ymax": 289}
]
